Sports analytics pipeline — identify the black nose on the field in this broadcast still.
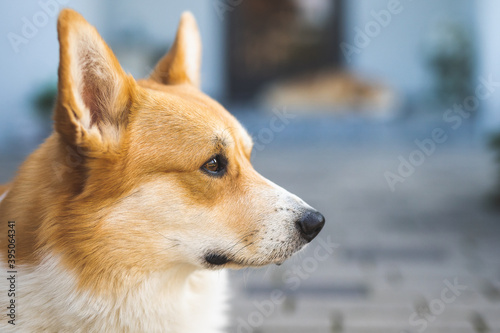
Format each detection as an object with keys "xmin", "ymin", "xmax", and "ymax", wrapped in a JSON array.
[{"xmin": 296, "ymin": 210, "xmax": 325, "ymax": 242}]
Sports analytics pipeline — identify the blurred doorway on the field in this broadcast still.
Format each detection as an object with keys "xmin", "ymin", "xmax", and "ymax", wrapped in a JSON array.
[{"xmin": 226, "ymin": 0, "xmax": 343, "ymax": 102}]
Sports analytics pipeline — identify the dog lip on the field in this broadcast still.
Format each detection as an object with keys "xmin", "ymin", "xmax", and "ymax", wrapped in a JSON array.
[{"xmin": 204, "ymin": 252, "xmax": 230, "ymax": 266}]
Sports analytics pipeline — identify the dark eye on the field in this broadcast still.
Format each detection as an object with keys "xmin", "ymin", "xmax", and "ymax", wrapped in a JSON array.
[{"xmin": 201, "ymin": 155, "xmax": 227, "ymax": 177}]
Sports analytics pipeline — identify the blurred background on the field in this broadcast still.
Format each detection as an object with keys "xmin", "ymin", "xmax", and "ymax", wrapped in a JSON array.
[{"xmin": 1, "ymin": 0, "xmax": 500, "ymax": 332}]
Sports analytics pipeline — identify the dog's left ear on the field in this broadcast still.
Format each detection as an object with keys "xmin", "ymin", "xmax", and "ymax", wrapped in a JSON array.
[{"xmin": 149, "ymin": 12, "xmax": 201, "ymax": 88}]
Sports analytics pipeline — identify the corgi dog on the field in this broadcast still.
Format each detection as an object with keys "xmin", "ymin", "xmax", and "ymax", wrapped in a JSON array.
[{"xmin": 0, "ymin": 9, "xmax": 324, "ymax": 333}]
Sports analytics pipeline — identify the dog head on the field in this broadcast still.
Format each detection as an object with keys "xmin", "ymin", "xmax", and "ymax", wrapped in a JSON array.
[{"xmin": 53, "ymin": 9, "xmax": 324, "ymax": 276}]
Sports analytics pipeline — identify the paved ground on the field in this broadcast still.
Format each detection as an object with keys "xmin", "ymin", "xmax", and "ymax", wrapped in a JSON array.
[
  {"xmin": 226, "ymin": 114, "xmax": 500, "ymax": 333},
  {"xmin": 1, "ymin": 113, "xmax": 499, "ymax": 333}
]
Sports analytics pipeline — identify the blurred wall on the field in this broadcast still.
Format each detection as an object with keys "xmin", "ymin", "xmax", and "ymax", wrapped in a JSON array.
[
  {"xmin": 1, "ymin": 0, "xmax": 499, "ymax": 150},
  {"xmin": 477, "ymin": 0, "xmax": 500, "ymax": 133},
  {"xmin": 342, "ymin": 0, "xmax": 476, "ymax": 97}
]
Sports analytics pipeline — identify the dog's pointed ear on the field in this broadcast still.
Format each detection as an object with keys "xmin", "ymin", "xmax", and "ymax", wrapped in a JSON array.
[
  {"xmin": 55, "ymin": 9, "xmax": 134, "ymax": 148},
  {"xmin": 149, "ymin": 12, "xmax": 201, "ymax": 88}
]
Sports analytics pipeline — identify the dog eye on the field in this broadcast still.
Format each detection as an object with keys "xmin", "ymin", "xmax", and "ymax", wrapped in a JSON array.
[
  {"xmin": 205, "ymin": 158, "xmax": 219, "ymax": 172},
  {"xmin": 201, "ymin": 155, "xmax": 227, "ymax": 176}
]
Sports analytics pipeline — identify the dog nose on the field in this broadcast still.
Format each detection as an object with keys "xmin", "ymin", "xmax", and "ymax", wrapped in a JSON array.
[{"xmin": 296, "ymin": 210, "xmax": 325, "ymax": 242}]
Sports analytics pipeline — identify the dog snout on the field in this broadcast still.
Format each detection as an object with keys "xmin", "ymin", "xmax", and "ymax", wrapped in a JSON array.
[{"xmin": 295, "ymin": 209, "xmax": 325, "ymax": 242}]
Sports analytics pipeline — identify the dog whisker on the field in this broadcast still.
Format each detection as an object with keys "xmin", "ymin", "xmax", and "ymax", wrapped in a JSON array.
[
  {"xmin": 223, "ymin": 229, "xmax": 258, "ymax": 253},
  {"xmin": 232, "ymin": 241, "xmax": 255, "ymax": 257}
]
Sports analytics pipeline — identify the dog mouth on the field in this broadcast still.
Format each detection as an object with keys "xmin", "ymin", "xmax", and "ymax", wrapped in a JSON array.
[
  {"xmin": 203, "ymin": 252, "xmax": 283, "ymax": 268},
  {"xmin": 203, "ymin": 241, "xmax": 307, "ymax": 268},
  {"xmin": 204, "ymin": 252, "xmax": 231, "ymax": 266}
]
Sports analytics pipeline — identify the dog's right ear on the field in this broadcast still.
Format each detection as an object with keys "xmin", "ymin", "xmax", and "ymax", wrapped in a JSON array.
[
  {"xmin": 55, "ymin": 9, "xmax": 134, "ymax": 149},
  {"xmin": 149, "ymin": 12, "xmax": 201, "ymax": 88}
]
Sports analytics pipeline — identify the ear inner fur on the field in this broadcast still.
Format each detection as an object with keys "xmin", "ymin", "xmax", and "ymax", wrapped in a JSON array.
[{"xmin": 55, "ymin": 9, "xmax": 134, "ymax": 149}]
